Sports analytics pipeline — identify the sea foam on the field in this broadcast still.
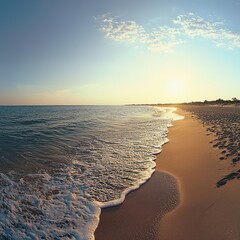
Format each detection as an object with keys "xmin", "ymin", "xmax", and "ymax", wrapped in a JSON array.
[{"xmin": 0, "ymin": 106, "xmax": 182, "ymax": 239}]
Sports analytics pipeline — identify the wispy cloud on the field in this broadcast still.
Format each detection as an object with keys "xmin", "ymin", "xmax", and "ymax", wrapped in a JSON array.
[
  {"xmin": 96, "ymin": 15, "xmax": 182, "ymax": 52},
  {"xmin": 96, "ymin": 13, "xmax": 240, "ymax": 52},
  {"xmin": 174, "ymin": 13, "xmax": 240, "ymax": 49},
  {"xmin": 147, "ymin": 26, "xmax": 183, "ymax": 52},
  {"xmin": 99, "ymin": 17, "xmax": 146, "ymax": 43}
]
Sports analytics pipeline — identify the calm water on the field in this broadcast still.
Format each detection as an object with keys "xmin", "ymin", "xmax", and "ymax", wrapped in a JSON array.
[{"xmin": 0, "ymin": 105, "xmax": 182, "ymax": 239}]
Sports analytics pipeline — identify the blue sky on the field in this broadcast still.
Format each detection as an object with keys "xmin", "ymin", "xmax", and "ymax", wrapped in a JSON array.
[{"xmin": 0, "ymin": 0, "xmax": 239, "ymax": 105}]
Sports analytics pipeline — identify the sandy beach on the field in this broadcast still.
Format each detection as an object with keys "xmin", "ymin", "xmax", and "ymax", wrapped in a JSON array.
[{"xmin": 95, "ymin": 106, "xmax": 240, "ymax": 240}]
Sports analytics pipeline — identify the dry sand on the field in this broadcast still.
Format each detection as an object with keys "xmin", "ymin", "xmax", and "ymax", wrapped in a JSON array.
[
  {"xmin": 95, "ymin": 107, "xmax": 240, "ymax": 240},
  {"xmin": 181, "ymin": 105, "xmax": 240, "ymax": 187}
]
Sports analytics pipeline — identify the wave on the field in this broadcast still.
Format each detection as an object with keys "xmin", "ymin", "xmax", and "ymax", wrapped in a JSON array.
[{"xmin": 0, "ymin": 106, "xmax": 183, "ymax": 239}]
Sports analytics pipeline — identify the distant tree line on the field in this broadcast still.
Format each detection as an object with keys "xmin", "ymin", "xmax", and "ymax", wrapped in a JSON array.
[
  {"xmin": 183, "ymin": 98, "xmax": 240, "ymax": 105},
  {"xmin": 128, "ymin": 98, "xmax": 240, "ymax": 106}
]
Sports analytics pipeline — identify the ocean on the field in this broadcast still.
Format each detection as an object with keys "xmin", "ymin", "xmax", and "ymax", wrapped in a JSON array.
[{"xmin": 0, "ymin": 105, "xmax": 182, "ymax": 239}]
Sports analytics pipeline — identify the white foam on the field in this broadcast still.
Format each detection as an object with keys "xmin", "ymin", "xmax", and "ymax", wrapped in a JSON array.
[
  {"xmin": 94, "ymin": 107, "xmax": 183, "ymax": 213},
  {"xmin": 0, "ymin": 106, "xmax": 183, "ymax": 240},
  {"xmin": 154, "ymin": 107, "xmax": 184, "ymax": 121}
]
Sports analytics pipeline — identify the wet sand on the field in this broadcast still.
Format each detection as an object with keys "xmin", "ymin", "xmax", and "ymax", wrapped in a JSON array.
[{"xmin": 95, "ymin": 106, "xmax": 240, "ymax": 240}]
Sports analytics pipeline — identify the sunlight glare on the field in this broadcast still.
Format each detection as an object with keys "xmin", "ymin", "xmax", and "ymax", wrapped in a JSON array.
[{"xmin": 166, "ymin": 79, "xmax": 185, "ymax": 95}]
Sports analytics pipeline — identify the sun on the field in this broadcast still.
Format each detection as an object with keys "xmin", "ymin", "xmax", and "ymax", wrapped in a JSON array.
[{"xmin": 166, "ymin": 79, "xmax": 185, "ymax": 95}]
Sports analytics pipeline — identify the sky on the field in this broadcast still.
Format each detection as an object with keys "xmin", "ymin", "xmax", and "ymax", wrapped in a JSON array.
[{"xmin": 0, "ymin": 0, "xmax": 240, "ymax": 105}]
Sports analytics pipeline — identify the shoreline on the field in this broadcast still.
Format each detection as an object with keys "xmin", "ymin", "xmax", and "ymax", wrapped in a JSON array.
[
  {"xmin": 94, "ymin": 171, "xmax": 180, "ymax": 240},
  {"xmin": 94, "ymin": 107, "xmax": 181, "ymax": 211},
  {"xmin": 95, "ymin": 107, "xmax": 240, "ymax": 240},
  {"xmin": 94, "ymin": 108, "xmax": 184, "ymax": 240},
  {"xmin": 93, "ymin": 107, "xmax": 181, "ymax": 240}
]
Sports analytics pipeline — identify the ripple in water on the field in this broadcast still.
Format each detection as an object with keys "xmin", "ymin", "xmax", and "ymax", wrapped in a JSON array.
[{"xmin": 0, "ymin": 106, "xmax": 182, "ymax": 239}]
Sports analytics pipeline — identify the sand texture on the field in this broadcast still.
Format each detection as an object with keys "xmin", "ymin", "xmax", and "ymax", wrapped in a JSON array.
[{"xmin": 181, "ymin": 105, "xmax": 240, "ymax": 187}]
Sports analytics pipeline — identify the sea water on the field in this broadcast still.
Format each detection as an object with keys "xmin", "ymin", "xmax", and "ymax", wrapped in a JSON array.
[{"xmin": 0, "ymin": 105, "xmax": 182, "ymax": 239}]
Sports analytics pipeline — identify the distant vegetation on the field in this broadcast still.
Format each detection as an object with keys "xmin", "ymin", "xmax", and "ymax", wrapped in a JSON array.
[
  {"xmin": 129, "ymin": 98, "xmax": 240, "ymax": 106},
  {"xmin": 182, "ymin": 98, "xmax": 240, "ymax": 106}
]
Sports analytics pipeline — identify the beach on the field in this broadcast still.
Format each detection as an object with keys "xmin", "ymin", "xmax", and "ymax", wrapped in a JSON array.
[
  {"xmin": 0, "ymin": 105, "xmax": 176, "ymax": 239},
  {"xmin": 1, "ymin": 1, "xmax": 239, "ymax": 238},
  {"xmin": 95, "ymin": 106, "xmax": 240, "ymax": 240}
]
